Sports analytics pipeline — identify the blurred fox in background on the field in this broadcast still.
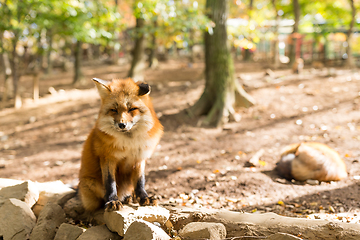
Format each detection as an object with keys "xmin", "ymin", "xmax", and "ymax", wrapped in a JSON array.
[{"xmin": 276, "ymin": 142, "xmax": 347, "ymax": 182}]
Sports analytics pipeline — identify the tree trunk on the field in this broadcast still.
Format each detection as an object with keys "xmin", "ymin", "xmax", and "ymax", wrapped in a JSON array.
[
  {"xmin": 345, "ymin": 0, "xmax": 355, "ymax": 68},
  {"xmin": 9, "ymin": 38, "xmax": 22, "ymax": 109},
  {"xmin": 128, "ymin": 17, "xmax": 146, "ymax": 80},
  {"xmin": 272, "ymin": 0, "xmax": 280, "ymax": 69},
  {"xmin": 45, "ymin": 30, "xmax": 53, "ymax": 74},
  {"xmin": 148, "ymin": 20, "xmax": 158, "ymax": 68},
  {"xmin": 189, "ymin": 0, "xmax": 255, "ymax": 127},
  {"xmin": 289, "ymin": 0, "xmax": 300, "ymax": 66},
  {"xmin": 73, "ymin": 40, "xmax": 83, "ymax": 85},
  {"xmin": 244, "ymin": 0, "xmax": 254, "ymax": 62}
]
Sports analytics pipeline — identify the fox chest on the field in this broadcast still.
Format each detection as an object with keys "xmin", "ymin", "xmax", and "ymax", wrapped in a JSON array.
[{"xmin": 109, "ymin": 136, "xmax": 156, "ymax": 164}]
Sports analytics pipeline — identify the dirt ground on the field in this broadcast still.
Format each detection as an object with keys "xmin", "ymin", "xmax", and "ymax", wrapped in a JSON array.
[{"xmin": 1, "ymin": 59, "xmax": 360, "ymax": 222}]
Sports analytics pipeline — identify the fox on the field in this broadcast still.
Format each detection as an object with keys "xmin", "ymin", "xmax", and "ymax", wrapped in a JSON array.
[
  {"xmin": 292, "ymin": 58, "xmax": 304, "ymax": 74},
  {"xmin": 78, "ymin": 78, "xmax": 163, "ymax": 212},
  {"xmin": 276, "ymin": 142, "xmax": 347, "ymax": 182}
]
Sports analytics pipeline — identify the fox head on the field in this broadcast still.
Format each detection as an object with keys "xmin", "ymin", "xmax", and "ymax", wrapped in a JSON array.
[{"xmin": 93, "ymin": 78, "xmax": 154, "ymax": 136}]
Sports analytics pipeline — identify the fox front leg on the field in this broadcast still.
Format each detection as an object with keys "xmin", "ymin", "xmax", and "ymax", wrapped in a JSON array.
[
  {"xmin": 102, "ymin": 164, "xmax": 122, "ymax": 211},
  {"xmin": 135, "ymin": 174, "xmax": 157, "ymax": 206}
]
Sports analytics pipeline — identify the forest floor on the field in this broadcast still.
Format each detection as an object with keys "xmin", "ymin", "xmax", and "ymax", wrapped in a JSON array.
[{"xmin": 1, "ymin": 59, "xmax": 360, "ymax": 223}]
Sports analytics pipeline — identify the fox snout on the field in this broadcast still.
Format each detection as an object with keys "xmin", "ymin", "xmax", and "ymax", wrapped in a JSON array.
[{"xmin": 115, "ymin": 121, "xmax": 134, "ymax": 131}]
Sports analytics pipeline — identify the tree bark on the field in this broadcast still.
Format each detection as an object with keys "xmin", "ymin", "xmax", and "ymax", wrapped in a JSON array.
[
  {"xmin": 289, "ymin": 0, "xmax": 300, "ymax": 65},
  {"xmin": 345, "ymin": 0, "xmax": 355, "ymax": 68},
  {"xmin": 272, "ymin": 0, "xmax": 280, "ymax": 69},
  {"xmin": 45, "ymin": 30, "xmax": 53, "ymax": 74},
  {"xmin": 244, "ymin": 0, "xmax": 254, "ymax": 62},
  {"xmin": 128, "ymin": 17, "xmax": 146, "ymax": 80},
  {"xmin": 73, "ymin": 40, "xmax": 83, "ymax": 85},
  {"xmin": 9, "ymin": 37, "xmax": 22, "ymax": 109},
  {"xmin": 189, "ymin": 0, "xmax": 255, "ymax": 127},
  {"xmin": 148, "ymin": 20, "xmax": 157, "ymax": 68}
]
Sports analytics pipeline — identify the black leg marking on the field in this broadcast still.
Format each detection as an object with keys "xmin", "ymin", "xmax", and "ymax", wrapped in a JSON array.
[
  {"xmin": 104, "ymin": 170, "xmax": 122, "ymax": 211},
  {"xmin": 135, "ymin": 175, "xmax": 157, "ymax": 206}
]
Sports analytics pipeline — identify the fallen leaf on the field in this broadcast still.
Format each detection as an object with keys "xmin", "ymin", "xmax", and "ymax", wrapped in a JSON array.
[{"xmin": 277, "ymin": 201, "xmax": 284, "ymax": 206}]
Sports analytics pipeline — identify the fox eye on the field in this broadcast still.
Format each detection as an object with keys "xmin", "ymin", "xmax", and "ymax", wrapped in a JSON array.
[
  {"xmin": 110, "ymin": 108, "xmax": 117, "ymax": 113},
  {"xmin": 129, "ymin": 107, "xmax": 138, "ymax": 112}
]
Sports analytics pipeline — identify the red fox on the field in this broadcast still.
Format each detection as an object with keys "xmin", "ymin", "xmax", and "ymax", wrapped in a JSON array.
[
  {"xmin": 276, "ymin": 142, "xmax": 347, "ymax": 182},
  {"xmin": 292, "ymin": 58, "xmax": 304, "ymax": 74},
  {"xmin": 78, "ymin": 78, "xmax": 163, "ymax": 212}
]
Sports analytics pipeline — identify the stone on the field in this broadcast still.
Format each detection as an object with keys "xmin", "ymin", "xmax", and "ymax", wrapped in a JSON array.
[
  {"xmin": 268, "ymin": 232, "xmax": 302, "ymax": 240},
  {"xmin": 77, "ymin": 225, "xmax": 122, "ymax": 240},
  {"xmin": 32, "ymin": 181, "xmax": 76, "ymax": 216},
  {"xmin": 104, "ymin": 206, "xmax": 170, "ymax": 236},
  {"xmin": 0, "ymin": 178, "xmax": 23, "ymax": 189},
  {"xmin": 124, "ymin": 219, "xmax": 170, "ymax": 240},
  {"xmin": 179, "ymin": 222, "xmax": 226, "ymax": 240},
  {"xmin": 0, "ymin": 180, "xmax": 39, "ymax": 208},
  {"xmin": 29, "ymin": 203, "xmax": 66, "ymax": 240},
  {"xmin": 0, "ymin": 198, "xmax": 36, "ymax": 240},
  {"xmin": 54, "ymin": 223, "xmax": 85, "ymax": 240},
  {"xmin": 63, "ymin": 194, "xmax": 85, "ymax": 219}
]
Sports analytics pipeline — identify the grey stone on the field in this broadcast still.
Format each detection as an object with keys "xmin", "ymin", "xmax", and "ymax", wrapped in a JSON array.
[
  {"xmin": 54, "ymin": 223, "xmax": 85, "ymax": 240},
  {"xmin": 77, "ymin": 225, "xmax": 122, "ymax": 240},
  {"xmin": 0, "ymin": 180, "xmax": 39, "ymax": 208},
  {"xmin": 179, "ymin": 222, "xmax": 226, "ymax": 240},
  {"xmin": 0, "ymin": 198, "xmax": 36, "ymax": 240},
  {"xmin": 29, "ymin": 203, "xmax": 66, "ymax": 240},
  {"xmin": 124, "ymin": 219, "xmax": 170, "ymax": 240}
]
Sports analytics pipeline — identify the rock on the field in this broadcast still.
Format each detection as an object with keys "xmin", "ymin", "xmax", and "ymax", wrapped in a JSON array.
[
  {"xmin": 0, "ymin": 178, "xmax": 24, "ymax": 189},
  {"xmin": 63, "ymin": 194, "xmax": 85, "ymax": 219},
  {"xmin": 29, "ymin": 203, "xmax": 66, "ymax": 240},
  {"xmin": 77, "ymin": 225, "xmax": 122, "ymax": 240},
  {"xmin": 32, "ymin": 181, "xmax": 76, "ymax": 216},
  {"xmin": 54, "ymin": 223, "xmax": 85, "ymax": 240},
  {"xmin": 104, "ymin": 205, "xmax": 170, "ymax": 236},
  {"xmin": 179, "ymin": 222, "xmax": 226, "ymax": 240},
  {"xmin": 0, "ymin": 180, "xmax": 39, "ymax": 208},
  {"xmin": 268, "ymin": 232, "xmax": 302, "ymax": 240},
  {"xmin": 124, "ymin": 219, "xmax": 170, "ymax": 240},
  {"xmin": 0, "ymin": 198, "xmax": 36, "ymax": 240}
]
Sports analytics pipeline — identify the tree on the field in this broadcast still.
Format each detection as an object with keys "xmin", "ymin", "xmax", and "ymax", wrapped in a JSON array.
[
  {"xmin": 189, "ymin": 0, "xmax": 255, "ymax": 127},
  {"xmin": 345, "ymin": 0, "xmax": 356, "ymax": 68},
  {"xmin": 272, "ymin": 0, "xmax": 281, "ymax": 68},
  {"xmin": 289, "ymin": 0, "xmax": 300, "ymax": 65}
]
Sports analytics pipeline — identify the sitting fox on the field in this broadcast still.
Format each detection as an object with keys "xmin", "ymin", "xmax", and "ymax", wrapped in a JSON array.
[
  {"xmin": 78, "ymin": 78, "xmax": 163, "ymax": 211},
  {"xmin": 276, "ymin": 142, "xmax": 347, "ymax": 182}
]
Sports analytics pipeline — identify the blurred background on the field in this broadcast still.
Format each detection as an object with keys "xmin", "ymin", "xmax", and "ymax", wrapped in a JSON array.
[{"xmin": 0, "ymin": 0, "xmax": 359, "ymax": 109}]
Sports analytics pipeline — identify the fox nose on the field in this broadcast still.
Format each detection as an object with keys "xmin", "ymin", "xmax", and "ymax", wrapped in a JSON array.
[{"xmin": 118, "ymin": 123, "xmax": 126, "ymax": 129}]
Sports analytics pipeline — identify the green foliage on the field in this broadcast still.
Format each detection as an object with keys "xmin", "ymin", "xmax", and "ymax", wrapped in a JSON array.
[{"xmin": 0, "ymin": 0, "xmax": 123, "ymax": 56}]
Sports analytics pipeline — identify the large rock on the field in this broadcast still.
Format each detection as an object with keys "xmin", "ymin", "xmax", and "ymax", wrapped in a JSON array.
[
  {"xmin": 0, "ymin": 198, "xmax": 36, "ymax": 240},
  {"xmin": 29, "ymin": 203, "xmax": 66, "ymax": 240},
  {"xmin": 32, "ymin": 181, "xmax": 76, "ymax": 216},
  {"xmin": 104, "ymin": 206, "xmax": 170, "ymax": 236},
  {"xmin": 0, "ymin": 178, "xmax": 23, "ymax": 189},
  {"xmin": 54, "ymin": 223, "xmax": 85, "ymax": 240},
  {"xmin": 179, "ymin": 222, "xmax": 226, "ymax": 240},
  {"xmin": 0, "ymin": 180, "xmax": 39, "ymax": 208},
  {"xmin": 77, "ymin": 225, "xmax": 122, "ymax": 240},
  {"xmin": 124, "ymin": 219, "xmax": 170, "ymax": 240}
]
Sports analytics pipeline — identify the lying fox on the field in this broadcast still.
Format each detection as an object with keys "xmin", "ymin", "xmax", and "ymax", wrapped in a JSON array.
[
  {"xmin": 276, "ymin": 142, "xmax": 347, "ymax": 182},
  {"xmin": 79, "ymin": 78, "xmax": 163, "ymax": 212}
]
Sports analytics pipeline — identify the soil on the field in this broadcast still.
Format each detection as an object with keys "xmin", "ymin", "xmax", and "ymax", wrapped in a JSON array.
[{"xmin": 1, "ymin": 59, "xmax": 360, "ymax": 222}]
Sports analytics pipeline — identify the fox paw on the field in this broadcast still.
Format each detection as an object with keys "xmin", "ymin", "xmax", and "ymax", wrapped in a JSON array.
[
  {"xmin": 138, "ymin": 196, "xmax": 158, "ymax": 206},
  {"xmin": 122, "ymin": 195, "xmax": 132, "ymax": 204},
  {"xmin": 105, "ymin": 199, "xmax": 123, "ymax": 212}
]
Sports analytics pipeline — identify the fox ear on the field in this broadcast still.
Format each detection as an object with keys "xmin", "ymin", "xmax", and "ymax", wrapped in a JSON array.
[
  {"xmin": 137, "ymin": 82, "xmax": 151, "ymax": 96},
  {"xmin": 93, "ymin": 78, "xmax": 111, "ymax": 98}
]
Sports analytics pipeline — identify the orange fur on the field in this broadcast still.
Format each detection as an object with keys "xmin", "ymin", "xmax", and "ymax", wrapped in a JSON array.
[
  {"xmin": 78, "ymin": 78, "xmax": 163, "ymax": 211},
  {"xmin": 277, "ymin": 142, "xmax": 347, "ymax": 182}
]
